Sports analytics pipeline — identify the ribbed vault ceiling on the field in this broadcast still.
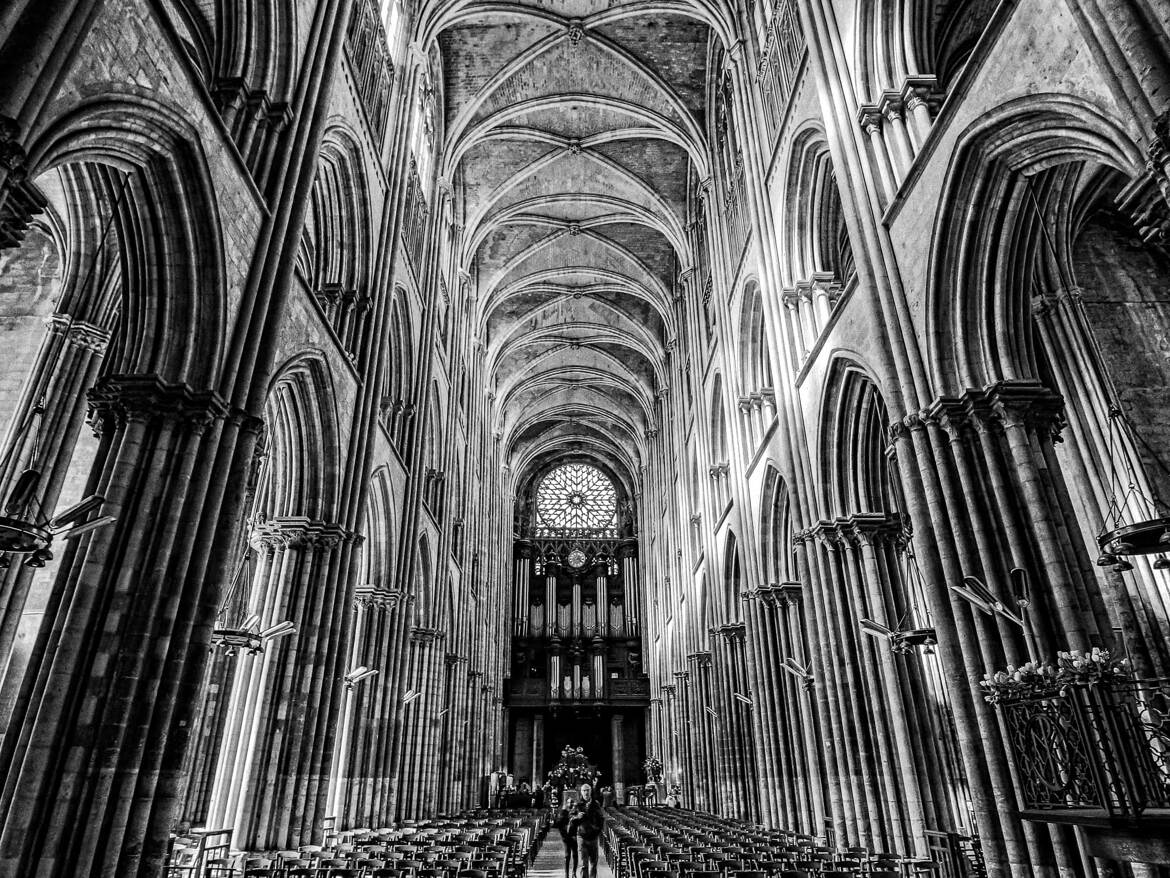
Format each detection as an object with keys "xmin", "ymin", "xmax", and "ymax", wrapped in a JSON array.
[{"xmin": 437, "ymin": 0, "xmax": 715, "ymax": 493}]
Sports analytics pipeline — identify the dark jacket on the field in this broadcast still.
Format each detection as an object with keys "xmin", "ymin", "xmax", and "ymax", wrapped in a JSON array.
[
  {"xmin": 554, "ymin": 808, "xmax": 577, "ymax": 844},
  {"xmin": 570, "ymin": 798, "xmax": 605, "ymax": 842}
]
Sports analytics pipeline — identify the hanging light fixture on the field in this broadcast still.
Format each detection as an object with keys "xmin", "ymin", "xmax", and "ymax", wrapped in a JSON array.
[
  {"xmin": 0, "ymin": 405, "xmax": 115, "ymax": 567},
  {"xmin": 210, "ymin": 550, "xmax": 297, "ymax": 655},
  {"xmin": 0, "ymin": 177, "xmax": 131, "ymax": 568},
  {"xmin": 1022, "ymin": 179, "xmax": 1170, "ymax": 569},
  {"xmin": 1095, "ymin": 405, "xmax": 1170, "ymax": 567}
]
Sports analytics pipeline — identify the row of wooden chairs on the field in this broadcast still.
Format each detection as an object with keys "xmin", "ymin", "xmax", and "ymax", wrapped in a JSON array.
[
  {"xmin": 196, "ymin": 808, "xmax": 547, "ymax": 878},
  {"xmin": 606, "ymin": 808, "xmax": 941, "ymax": 877}
]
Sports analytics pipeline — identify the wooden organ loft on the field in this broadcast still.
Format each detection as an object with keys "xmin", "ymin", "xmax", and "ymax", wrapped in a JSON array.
[{"xmin": 504, "ymin": 464, "xmax": 650, "ymax": 800}]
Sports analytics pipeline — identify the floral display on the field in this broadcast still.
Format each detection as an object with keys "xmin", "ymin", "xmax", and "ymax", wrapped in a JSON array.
[
  {"xmin": 546, "ymin": 745, "xmax": 597, "ymax": 788},
  {"xmin": 642, "ymin": 755, "xmax": 663, "ymax": 782},
  {"xmin": 980, "ymin": 648, "xmax": 1130, "ymax": 703}
]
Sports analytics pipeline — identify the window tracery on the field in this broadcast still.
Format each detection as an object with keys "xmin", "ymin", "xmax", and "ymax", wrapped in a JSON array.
[{"xmin": 535, "ymin": 464, "xmax": 617, "ymax": 532}]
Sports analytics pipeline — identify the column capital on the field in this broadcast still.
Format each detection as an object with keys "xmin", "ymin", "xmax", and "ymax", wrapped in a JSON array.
[
  {"xmin": 899, "ymin": 75, "xmax": 944, "ymax": 115},
  {"xmin": 410, "ymin": 626, "xmax": 443, "ymax": 644},
  {"xmin": 686, "ymin": 651, "xmax": 712, "ymax": 668},
  {"xmin": 716, "ymin": 622, "xmax": 746, "ymax": 641},
  {"xmin": 46, "ymin": 313, "xmax": 113, "ymax": 353},
  {"xmin": 250, "ymin": 516, "xmax": 359, "ymax": 549},
  {"xmin": 857, "ymin": 104, "xmax": 884, "ymax": 134},
  {"xmin": 88, "ymin": 374, "xmax": 231, "ymax": 432}
]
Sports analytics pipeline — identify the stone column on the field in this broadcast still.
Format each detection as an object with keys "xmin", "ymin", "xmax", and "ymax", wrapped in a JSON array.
[
  {"xmin": 0, "ymin": 375, "xmax": 263, "ymax": 877},
  {"xmin": 204, "ymin": 516, "xmax": 357, "ymax": 849},
  {"xmin": 514, "ymin": 714, "xmax": 533, "ymax": 790},
  {"xmin": 611, "ymin": 713, "xmax": 625, "ymax": 802},
  {"xmin": 532, "ymin": 713, "xmax": 544, "ymax": 786},
  {"xmin": 0, "ymin": 314, "xmax": 111, "ymax": 725}
]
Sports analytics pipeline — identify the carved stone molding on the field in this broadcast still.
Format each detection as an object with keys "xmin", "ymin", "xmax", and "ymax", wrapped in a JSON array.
[
  {"xmin": 686, "ymin": 651, "xmax": 712, "ymax": 668},
  {"xmin": 46, "ymin": 313, "xmax": 113, "ymax": 354},
  {"xmin": 88, "ymin": 374, "xmax": 230, "ymax": 432},
  {"xmin": 250, "ymin": 516, "xmax": 360, "ymax": 550}
]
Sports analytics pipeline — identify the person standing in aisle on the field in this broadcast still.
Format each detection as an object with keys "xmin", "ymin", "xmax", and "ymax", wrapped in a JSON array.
[
  {"xmin": 555, "ymin": 802, "xmax": 580, "ymax": 878},
  {"xmin": 572, "ymin": 783, "xmax": 605, "ymax": 878}
]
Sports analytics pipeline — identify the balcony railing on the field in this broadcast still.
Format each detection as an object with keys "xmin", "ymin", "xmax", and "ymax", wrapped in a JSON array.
[
  {"xmin": 506, "ymin": 676, "xmax": 651, "ymax": 708},
  {"xmin": 995, "ymin": 677, "xmax": 1170, "ymax": 823}
]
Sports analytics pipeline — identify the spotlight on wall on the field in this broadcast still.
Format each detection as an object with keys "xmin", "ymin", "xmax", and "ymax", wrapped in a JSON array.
[
  {"xmin": 1009, "ymin": 567, "xmax": 1031, "ymax": 609},
  {"xmin": 732, "ymin": 692, "xmax": 753, "ymax": 707},
  {"xmin": 344, "ymin": 665, "xmax": 379, "ymax": 689},
  {"xmin": 403, "ymin": 688, "xmax": 422, "ymax": 705},
  {"xmin": 260, "ymin": 621, "xmax": 296, "ymax": 642},
  {"xmin": 952, "ymin": 575, "xmax": 1024, "ymax": 628},
  {"xmin": 859, "ymin": 619, "xmax": 893, "ymax": 639}
]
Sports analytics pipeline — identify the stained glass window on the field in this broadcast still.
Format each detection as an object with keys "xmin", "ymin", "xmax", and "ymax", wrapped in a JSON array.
[{"xmin": 536, "ymin": 464, "xmax": 616, "ymax": 531}]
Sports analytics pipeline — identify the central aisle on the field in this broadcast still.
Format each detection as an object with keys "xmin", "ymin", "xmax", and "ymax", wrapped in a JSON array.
[{"xmin": 528, "ymin": 831, "xmax": 615, "ymax": 878}]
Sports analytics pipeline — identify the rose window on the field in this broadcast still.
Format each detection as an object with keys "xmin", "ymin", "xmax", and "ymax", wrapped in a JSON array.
[{"xmin": 536, "ymin": 464, "xmax": 617, "ymax": 531}]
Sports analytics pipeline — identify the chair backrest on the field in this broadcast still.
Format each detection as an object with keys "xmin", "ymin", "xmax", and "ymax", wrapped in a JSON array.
[{"xmin": 458, "ymin": 871, "xmax": 489, "ymax": 878}]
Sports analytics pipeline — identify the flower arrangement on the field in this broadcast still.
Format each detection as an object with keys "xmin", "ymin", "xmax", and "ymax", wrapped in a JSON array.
[
  {"xmin": 642, "ymin": 755, "xmax": 663, "ymax": 782},
  {"xmin": 547, "ymin": 745, "xmax": 597, "ymax": 787},
  {"xmin": 980, "ymin": 648, "xmax": 1130, "ymax": 703}
]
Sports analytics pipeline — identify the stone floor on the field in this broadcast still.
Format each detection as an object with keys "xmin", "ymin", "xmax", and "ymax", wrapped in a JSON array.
[{"xmin": 528, "ymin": 835, "xmax": 614, "ymax": 878}]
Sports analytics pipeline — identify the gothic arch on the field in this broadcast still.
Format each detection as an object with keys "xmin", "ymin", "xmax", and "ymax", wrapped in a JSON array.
[
  {"xmin": 781, "ymin": 126, "xmax": 855, "ymax": 288},
  {"xmin": 737, "ymin": 279, "xmax": 770, "ymax": 391},
  {"xmin": 854, "ymin": 0, "xmax": 999, "ymax": 98},
  {"xmin": 255, "ymin": 353, "xmax": 344, "ymax": 520},
  {"xmin": 300, "ymin": 124, "xmax": 375, "ymax": 295},
  {"xmin": 27, "ymin": 93, "xmax": 228, "ymax": 386},
  {"xmin": 759, "ymin": 465, "xmax": 793, "ymax": 584},
  {"xmin": 362, "ymin": 466, "xmax": 396, "ymax": 590},
  {"xmin": 722, "ymin": 531, "xmax": 742, "ymax": 621},
  {"xmin": 382, "ymin": 289, "xmax": 417, "ymax": 447},
  {"xmin": 160, "ymin": 1, "xmax": 299, "ymax": 106},
  {"xmin": 927, "ymin": 94, "xmax": 1143, "ymax": 392},
  {"xmin": 413, "ymin": 533, "xmax": 435, "ymax": 627},
  {"xmin": 709, "ymin": 373, "xmax": 727, "ymax": 463},
  {"xmin": 819, "ymin": 358, "xmax": 895, "ymax": 516}
]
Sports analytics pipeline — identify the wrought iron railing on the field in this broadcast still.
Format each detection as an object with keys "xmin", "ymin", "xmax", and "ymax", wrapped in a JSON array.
[
  {"xmin": 996, "ymin": 677, "xmax": 1170, "ymax": 819},
  {"xmin": 345, "ymin": 0, "xmax": 394, "ymax": 144}
]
